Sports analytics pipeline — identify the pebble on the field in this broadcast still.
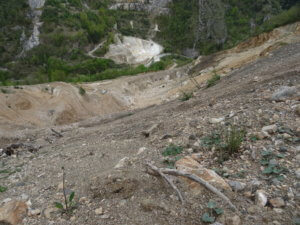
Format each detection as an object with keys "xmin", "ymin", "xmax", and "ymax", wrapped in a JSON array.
[
  {"xmin": 269, "ymin": 197, "xmax": 285, "ymax": 208},
  {"xmin": 28, "ymin": 209, "xmax": 41, "ymax": 216},
  {"xmin": 95, "ymin": 207, "xmax": 103, "ymax": 215},
  {"xmin": 256, "ymin": 190, "xmax": 267, "ymax": 207},
  {"xmin": 262, "ymin": 124, "xmax": 277, "ymax": 134},
  {"xmin": 279, "ymin": 146, "xmax": 288, "ymax": 152},
  {"xmin": 100, "ymin": 214, "xmax": 110, "ymax": 219},
  {"xmin": 137, "ymin": 147, "xmax": 146, "ymax": 155},
  {"xmin": 228, "ymin": 180, "xmax": 246, "ymax": 192},
  {"xmin": 21, "ymin": 194, "xmax": 29, "ymax": 201},
  {"xmin": 209, "ymin": 117, "xmax": 225, "ymax": 124},
  {"xmin": 114, "ymin": 157, "xmax": 130, "ymax": 169}
]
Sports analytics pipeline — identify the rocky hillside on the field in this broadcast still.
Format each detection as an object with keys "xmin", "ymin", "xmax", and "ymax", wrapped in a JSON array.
[
  {"xmin": 0, "ymin": 0, "xmax": 299, "ymax": 85},
  {"xmin": 0, "ymin": 38, "xmax": 299, "ymax": 225}
]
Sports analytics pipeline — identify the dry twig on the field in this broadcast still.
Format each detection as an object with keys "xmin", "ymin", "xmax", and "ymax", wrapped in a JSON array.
[{"xmin": 146, "ymin": 163, "xmax": 237, "ymax": 211}]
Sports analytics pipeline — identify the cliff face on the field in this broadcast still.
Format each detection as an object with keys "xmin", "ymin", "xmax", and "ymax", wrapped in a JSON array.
[{"xmin": 109, "ymin": 0, "xmax": 172, "ymax": 15}]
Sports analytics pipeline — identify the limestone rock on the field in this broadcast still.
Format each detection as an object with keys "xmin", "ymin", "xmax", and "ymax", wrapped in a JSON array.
[
  {"xmin": 255, "ymin": 190, "xmax": 268, "ymax": 207},
  {"xmin": 262, "ymin": 124, "xmax": 277, "ymax": 134},
  {"xmin": 0, "ymin": 201, "xmax": 28, "ymax": 225},
  {"xmin": 271, "ymin": 86, "xmax": 298, "ymax": 101},
  {"xmin": 209, "ymin": 117, "xmax": 225, "ymax": 124},
  {"xmin": 114, "ymin": 157, "xmax": 130, "ymax": 169},
  {"xmin": 228, "ymin": 180, "xmax": 246, "ymax": 192},
  {"xmin": 175, "ymin": 156, "xmax": 231, "ymax": 195},
  {"xmin": 269, "ymin": 198, "xmax": 285, "ymax": 208},
  {"xmin": 95, "ymin": 207, "xmax": 103, "ymax": 215}
]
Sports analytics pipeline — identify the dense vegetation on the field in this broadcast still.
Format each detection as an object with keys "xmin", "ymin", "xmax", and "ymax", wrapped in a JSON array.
[
  {"xmin": 157, "ymin": 0, "xmax": 300, "ymax": 55},
  {"xmin": 0, "ymin": 0, "xmax": 299, "ymax": 86}
]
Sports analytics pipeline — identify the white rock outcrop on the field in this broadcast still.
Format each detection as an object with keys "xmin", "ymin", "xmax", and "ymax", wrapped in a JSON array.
[{"xmin": 105, "ymin": 36, "xmax": 163, "ymax": 65}]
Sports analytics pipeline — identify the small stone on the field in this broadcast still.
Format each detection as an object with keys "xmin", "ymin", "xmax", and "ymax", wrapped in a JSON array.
[
  {"xmin": 100, "ymin": 214, "xmax": 110, "ymax": 219},
  {"xmin": 209, "ymin": 117, "xmax": 225, "ymax": 124},
  {"xmin": 295, "ymin": 168, "xmax": 300, "ymax": 180},
  {"xmin": 226, "ymin": 215, "xmax": 241, "ymax": 225},
  {"xmin": 79, "ymin": 197, "xmax": 89, "ymax": 204},
  {"xmin": 211, "ymin": 223, "xmax": 224, "ymax": 225},
  {"xmin": 95, "ymin": 207, "xmax": 103, "ymax": 215},
  {"xmin": 283, "ymin": 133, "xmax": 291, "ymax": 139},
  {"xmin": 269, "ymin": 197, "xmax": 285, "ymax": 208},
  {"xmin": 247, "ymin": 206, "xmax": 257, "ymax": 214},
  {"xmin": 262, "ymin": 124, "xmax": 277, "ymax": 134},
  {"xmin": 70, "ymin": 216, "xmax": 76, "ymax": 221},
  {"xmin": 228, "ymin": 181, "xmax": 246, "ymax": 192},
  {"xmin": 20, "ymin": 194, "xmax": 29, "ymax": 201},
  {"xmin": 2, "ymin": 198, "xmax": 12, "ymax": 204},
  {"xmin": 256, "ymin": 190, "xmax": 267, "ymax": 207},
  {"xmin": 279, "ymin": 146, "xmax": 287, "ymax": 152},
  {"xmin": 114, "ymin": 157, "xmax": 130, "ymax": 169},
  {"xmin": 28, "ymin": 209, "xmax": 41, "ymax": 216},
  {"xmin": 137, "ymin": 147, "xmax": 146, "ymax": 155}
]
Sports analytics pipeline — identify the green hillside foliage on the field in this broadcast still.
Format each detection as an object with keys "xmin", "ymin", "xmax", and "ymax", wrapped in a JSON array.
[
  {"xmin": 0, "ymin": 0, "xmax": 299, "ymax": 86},
  {"xmin": 157, "ymin": 0, "xmax": 300, "ymax": 55}
]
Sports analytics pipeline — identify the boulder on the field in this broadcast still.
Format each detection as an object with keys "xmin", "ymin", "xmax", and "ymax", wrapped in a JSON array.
[
  {"xmin": 175, "ymin": 156, "xmax": 231, "ymax": 195},
  {"xmin": 0, "ymin": 201, "xmax": 28, "ymax": 225}
]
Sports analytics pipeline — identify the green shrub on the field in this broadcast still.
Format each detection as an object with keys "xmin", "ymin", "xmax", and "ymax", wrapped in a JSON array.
[
  {"xmin": 201, "ymin": 126, "xmax": 246, "ymax": 163},
  {"xmin": 78, "ymin": 86, "xmax": 86, "ymax": 96},
  {"xmin": 206, "ymin": 73, "xmax": 221, "ymax": 88},
  {"xmin": 179, "ymin": 91, "xmax": 193, "ymax": 101},
  {"xmin": 162, "ymin": 144, "xmax": 183, "ymax": 156}
]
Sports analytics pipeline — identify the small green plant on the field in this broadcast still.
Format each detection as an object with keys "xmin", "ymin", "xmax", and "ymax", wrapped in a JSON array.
[
  {"xmin": 0, "ymin": 186, "xmax": 7, "ymax": 192},
  {"xmin": 260, "ymin": 150, "xmax": 287, "ymax": 180},
  {"xmin": 54, "ymin": 167, "xmax": 76, "ymax": 214},
  {"xmin": 162, "ymin": 144, "xmax": 183, "ymax": 156},
  {"xmin": 201, "ymin": 200, "xmax": 224, "ymax": 223},
  {"xmin": 179, "ymin": 91, "xmax": 193, "ymax": 101},
  {"xmin": 222, "ymin": 126, "xmax": 246, "ymax": 155},
  {"xmin": 78, "ymin": 86, "xmax": 86, "ymax": 96},
  {"xmin": 206, "ymin": 72, "xmax": 221, "ymax": 88},
  {"xmin": 201, "ymin": 126, "xmax": 246, "ymax": 163},
  {"xmin": 163, "ymin": 156, "xmax": 182, "ymax": 169},
  {"xmin": 1, "ymin": 88, "xmax": 9, "ymax": 94}
]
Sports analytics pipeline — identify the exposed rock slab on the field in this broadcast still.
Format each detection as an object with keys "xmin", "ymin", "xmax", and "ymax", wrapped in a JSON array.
[{"xmin": 175, "ymin": 156, "xmax": 231, "ymax": 195}]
